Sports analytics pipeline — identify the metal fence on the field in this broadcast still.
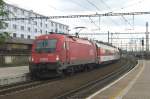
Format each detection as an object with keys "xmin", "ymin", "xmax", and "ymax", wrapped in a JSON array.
[{"xmin": 0, "ymin": 55, "xmax": 30, "ymax": 67}]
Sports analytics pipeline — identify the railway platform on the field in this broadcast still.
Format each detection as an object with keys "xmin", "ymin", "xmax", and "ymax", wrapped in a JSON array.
[
  {"xmin": 0, "ymin": 66, "xmax": 29, "ymax": 85},
  {"xmin": 87, "ymin": 60, "xmax": 150, "ymax": 99}
]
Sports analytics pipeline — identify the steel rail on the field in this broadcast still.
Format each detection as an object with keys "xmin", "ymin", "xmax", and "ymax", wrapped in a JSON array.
[
  {"xmin": 55, "ymin": 58, "xmax": 136, "ymax": 99},
  {"xmin": 0, "ymin": 78, "xmax": 59, "ymax": 96}
]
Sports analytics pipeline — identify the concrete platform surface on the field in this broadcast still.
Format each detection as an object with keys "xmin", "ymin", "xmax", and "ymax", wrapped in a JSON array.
[
  {"xmin": 87, "ymin": 60, "xmax": 149, "ymax": 99},
  {"xmin": 0, "ymin": 66, "xmax": 29, "ymax": 78},
  {"xmin": 123, "ymin": 60, "xmax": 150, "ymax": 99}
]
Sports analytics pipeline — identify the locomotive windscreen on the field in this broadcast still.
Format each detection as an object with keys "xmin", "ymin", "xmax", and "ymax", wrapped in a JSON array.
[{"xmin": 35, "ymin": 39, "xmax": 57, "ymax": 53}]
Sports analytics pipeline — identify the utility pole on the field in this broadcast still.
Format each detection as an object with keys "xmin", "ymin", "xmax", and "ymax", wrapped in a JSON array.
[
  {"xmin": 108, "ymin": 31, "xmax": 109, "ymax": 43},
  {"xmin": 99, "ymin": 15, "xmax": 101, "ymax": 31},
  {"xmin": 146, "ymin": 22, "xmax": 149, "ymax": 52},
  {"xmin": 141, "ymin": 38, "xmax": 144, "ymax": 51},
  {"xmin": 111, "ymin": 33, "xmax": 113, "ymax": 44},
  {"xmin": 121, "ymin": 40, "xmax": 122, "ymax": 50}
]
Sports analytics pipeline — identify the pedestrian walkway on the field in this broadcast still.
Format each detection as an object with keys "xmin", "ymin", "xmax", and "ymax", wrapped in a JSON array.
[
  {"xmin": 87, "ymin": 60, "xmax": 150, "ymax": 99},
  {"xmin": 0, "ymin": 66, "xmax": 29, "ymax": 85},
  {"xmin": 123, "ymin": 60, "xmax": 150, "ymax": 99},
  {"xmin": 0, "ymin": 66, "xmax": 29, "ymax": 78}
]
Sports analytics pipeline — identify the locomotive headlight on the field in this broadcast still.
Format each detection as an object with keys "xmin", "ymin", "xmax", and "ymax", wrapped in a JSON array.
[
  {"xmin": 31, "ymin": 58, "xmax": 34, "ymax": 62},
  {"xmin": 56, "ymin": 55, "xmax": 59, "ymax": 61}
]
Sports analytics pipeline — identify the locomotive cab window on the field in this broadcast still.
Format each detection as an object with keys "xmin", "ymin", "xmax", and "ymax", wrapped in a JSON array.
[{"xmin": 35, "ymin": 39, "xmax": 57, "ymax": 53}]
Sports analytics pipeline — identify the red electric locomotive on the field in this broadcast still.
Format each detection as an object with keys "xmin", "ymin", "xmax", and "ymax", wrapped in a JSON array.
[{"xmin": 29, "ymin": 33, "xmax": 120, "ymax": 78}]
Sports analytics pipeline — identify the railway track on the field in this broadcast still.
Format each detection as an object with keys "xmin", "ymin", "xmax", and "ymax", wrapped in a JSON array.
[
  {"xmin": 0, "ymin": 78, "xmax": 59, "ymax": 96},
  {"xmin": 0, "ymin": 57, "xmax": 137, "ymax": 99},
  {"xmin": 56, "ymin": 58, "xmax": 137, "ymax": 99},
  {"xmin": 0, "ymin": 80, "xmax": 32, "ymax": 92}
]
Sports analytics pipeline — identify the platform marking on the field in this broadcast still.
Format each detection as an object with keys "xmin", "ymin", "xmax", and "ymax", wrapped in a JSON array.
[
  {"xmin": 86, "ymin": 60, "xmax": 141, "ymax": 99},
  {"xmin": 113, "ymin": 60, "xmax": 145, "ymax": 99}
]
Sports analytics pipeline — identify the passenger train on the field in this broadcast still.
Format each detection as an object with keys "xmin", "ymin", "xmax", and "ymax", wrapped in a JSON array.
[{"xmin": 29, "ymin": 33, "xmax": 120, "ymax": 78}]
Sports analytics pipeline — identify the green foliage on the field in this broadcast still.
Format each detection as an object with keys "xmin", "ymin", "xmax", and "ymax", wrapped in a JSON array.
[
  {"xmin": 0, "ymin": 0, "xmax": 10, "ymax": 44},
  {"xmin": 0, "ymin": 32, "xmax": 11, "ymax": 44}
]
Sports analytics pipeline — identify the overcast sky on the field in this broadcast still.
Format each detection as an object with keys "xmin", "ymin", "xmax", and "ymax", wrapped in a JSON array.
[{"xmin": 4, "ymin": 0, "xmax": 150, "ymax": 49}]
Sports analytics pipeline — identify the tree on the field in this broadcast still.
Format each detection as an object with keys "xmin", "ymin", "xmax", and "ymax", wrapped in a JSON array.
[{"xmin": 0, "ymin": 0, "xmax": 10, "ymax": 44}]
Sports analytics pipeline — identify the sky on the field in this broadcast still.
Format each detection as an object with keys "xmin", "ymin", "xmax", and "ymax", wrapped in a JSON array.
[{"xmin": 4, "ymin": 0, "xmax": 150, "ymax": 50}]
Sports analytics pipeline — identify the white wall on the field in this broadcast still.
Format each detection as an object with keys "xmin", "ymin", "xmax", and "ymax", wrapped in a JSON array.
[{"xmin": 1, "ymin": 3, "xmax": 69, "ymax": 39}]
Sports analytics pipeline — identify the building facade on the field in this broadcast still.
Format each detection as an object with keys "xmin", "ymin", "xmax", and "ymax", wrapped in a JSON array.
[{"xmin": 0, "ymin": 3, "xmax": 69, "ymax": 39}]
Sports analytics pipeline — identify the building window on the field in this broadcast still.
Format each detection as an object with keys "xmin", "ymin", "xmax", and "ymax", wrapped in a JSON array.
[
  {"xmin": 66, "ymin": 26, "xmax": 68, "ymax": 30},
  {"xmin": 40, "ymin": 30, "xmax": 42, "ymax": 34},
  {"xmin": 59, "ymin": 24, "xmax": 61, "ymax": 28},
  {"xmin": 28, "ymin": 12, "xmax": 31, "ymax": 17},
  {"xmin": 28, "ymin": 27, "xmax": 31, "ymax": 32},
  {"xmin": 13, "ymin": 24, "xmax": 17, "ymax": 29},
  {"xmin": 55, "ymin": 23, "xmax": 57, "ymax": 27},
  {"xmin": 45, "ymin": 24, "xmax": 47, "ymax": 28},
  {"xmin": 64, "ymin": 26, "xmax": 66, "ymax": 29},
  {"xmin": 33, "ymin": 21, "xmax": 37, "ymax": 25},
  {"xmin": 13, "ymin": 33, "xmax": 17, "ymax": 38},
  {"xmin": 21, "ymin": 26, "xmax": 24, "ymax": 30},
  {"xmin": 55, "ymin": 28, "xmax": 58, "ymax": 33},
  {"xmin": 51, "ymin": 22, "xmax": 53, "ymax": 27},
  {"xmin": 21, "ymin": 20, "xmax": 24, "ymax": 23},
  {"xmin": 35, "ymin": 28, "xmax": 37, "ymax": 33},
  {"xmin": 46, "ymin": 30, "xmax": 47, "ymax": 34},
  {"xmin": 40, "ymin": 22, "xmax": 42, "ymax": 27},
  {"xmin": 27, "ymin": 35, "xmax": 31, "ymax": 39},
  {"xmin": 28, "ymin": 20, "xmax": 31, "ymax": 24},
  {"xmin": 5, "ymin": 23, "xmax": 8, "ymax": 28},
  {"xmin": 5, "ymin": 5, "xmax": 8, "ymax": 10},
  {"xmin": 21, "ymin": 34, "xmax": 24, "ymax": 38},
  {"xmin": 13, "ymin": 7, "xmax": 17, "ymax": 12},
  {"xmin": 21, "ymin": 10, "xmax": 24, "ymax": 15}
]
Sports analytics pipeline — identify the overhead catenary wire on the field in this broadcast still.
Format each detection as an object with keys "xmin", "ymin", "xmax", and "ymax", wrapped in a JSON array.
[
  {"xmin": 99, "ymin": 0, "xmax": 133, "ymax": 28},
  {"xmin": 85, "ymin": 0, "xmax": 101, "ymax": 11},
  {"xmin": 73, "ymin": 0, "xmax": 101, "ymax": 30},
  {"xmin": 85, "ymin": 0, "xmax": 120, "ymax": 27},
  {"xmin": 1, "ymin": 11, "xmax": 150, "ymax": 20}
]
